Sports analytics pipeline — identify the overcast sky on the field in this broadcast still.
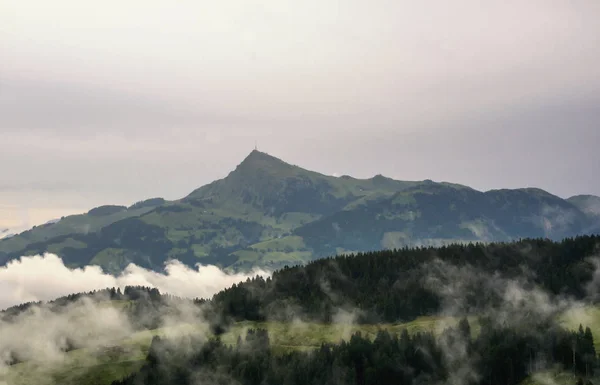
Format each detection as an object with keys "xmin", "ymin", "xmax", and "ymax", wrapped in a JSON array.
[{"xmin": 1, "ymin": 0, "xmax": 599, "ymax": 229}]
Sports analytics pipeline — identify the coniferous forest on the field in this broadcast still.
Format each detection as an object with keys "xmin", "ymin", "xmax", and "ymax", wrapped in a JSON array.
[
  {"xmin": 212, "ymin": 235, "xmax": 600, "ymax": 323},
  {"xmin": 109, "ymin": 236, "xmax": 600, "ymax": 385}
]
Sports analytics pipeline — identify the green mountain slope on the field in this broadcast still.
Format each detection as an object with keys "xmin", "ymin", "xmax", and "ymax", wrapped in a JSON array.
[
  {"xmin": 0, "ymin": 199, "xmax": 163, "ymax": 258},
  {"xmin": 0, "ymin": 150, "xmax": 598, "ymax": 273},
  {"xmin": 185, "ymin": 150, "xmax": 420, "ymax": 218},
  {"xmin": 291, "ymin": 184, "xmax": 593, "ymax": 257}
]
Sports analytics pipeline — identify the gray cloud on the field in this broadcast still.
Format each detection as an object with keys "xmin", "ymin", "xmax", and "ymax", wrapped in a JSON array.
[
  {"xmin": 0, "ymin": 78, "xmax": 279, "ymax": 134},
  {"xmin": 1, "ymin": 0, "xmax": 599, "ymax": 223}
]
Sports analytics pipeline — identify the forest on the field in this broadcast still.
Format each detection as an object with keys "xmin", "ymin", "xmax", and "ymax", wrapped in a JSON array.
[
  {"xmin": 112, "ymin": 320, "xmax": 597, "ymax": 385},
  {"xmin": 212, "ymin": 235, "xmax": 600, "ymax": 323},
  {"xmin": 106, "ymin": 236, "xmax": 600, "ymax": 385}
]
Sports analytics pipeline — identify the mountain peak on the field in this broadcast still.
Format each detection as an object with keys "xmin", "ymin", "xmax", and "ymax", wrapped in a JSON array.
[
  {"xmin": 242, "ymin": 149, "xmax": 277, "ymax": 162},
  {"xmin": 235, "ymin": 150, "xmax": 296, "ymax": 175},
  {"xmin": 184, "ymin": 150, "xmax": 308, "ymax": 201}
]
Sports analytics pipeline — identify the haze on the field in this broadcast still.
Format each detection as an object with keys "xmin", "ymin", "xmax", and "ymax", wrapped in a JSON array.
[{"xmin": 1, "ymin": 0, "xmax": 599, "ymax": 229}]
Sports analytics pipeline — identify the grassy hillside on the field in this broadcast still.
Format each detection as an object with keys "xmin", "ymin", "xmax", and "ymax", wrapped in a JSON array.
[
  {"xmin": 0, "ymin": 205, "xmax": 157, "ymax": 256},
  {"xmin": 1, "ymin": 150, "xmax": 598, "ymax": 273},
  {"xmin": 0, "ymin": 314, "xmax": 476, "ymax": 385},
  {"xmin": 520, "ymin": 370, "xmax": 580, "ymax": 385},
  {"xmin": 293, "ymin": 184, "xmax": 593, "ymax": 256}
]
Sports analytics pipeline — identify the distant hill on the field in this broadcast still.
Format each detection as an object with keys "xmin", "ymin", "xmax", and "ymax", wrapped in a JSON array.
[
  {"xmin": 568, "ymin": 195, "xmax": 600, "ymax": 218},
  {"xmin": 0, "ymin": 150, "xmax": 598, "ymax": 273}
]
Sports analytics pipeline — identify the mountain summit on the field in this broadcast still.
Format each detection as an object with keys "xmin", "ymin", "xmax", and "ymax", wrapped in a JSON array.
[
  {"xmin": 186, "ymin": 150, "xmax": 416, "ymax": 218},
  {"xmin": 186, "ymin": 150, "xmax": 319, "ymax": 205},
  {"xmin": 0, "ymin": 151, "xmax": 598, "ymax": 273},
  {"xmin": 235, "ymin": 150, "xmax": 293, "ymax": 174}
]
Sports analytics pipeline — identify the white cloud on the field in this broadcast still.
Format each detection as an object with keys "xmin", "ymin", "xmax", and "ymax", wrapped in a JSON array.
[
  {"xmin": 0, "ymin": 254, "xmax": 270, "ymax": 310},
  {"xmin": 1, "ymin": 0, "xmax": 599, "ymax": 227},
  {"xmin": 0, "ymin": 253, "xmax": 270, "ymax": 381},
  {"xmin": 0, "ymin": 297, "xmax": 134, "ymax": 370}
]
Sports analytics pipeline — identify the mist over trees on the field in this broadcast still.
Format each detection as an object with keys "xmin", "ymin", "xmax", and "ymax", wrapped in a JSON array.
[
  {"xmin": 212, "ymin": 235, "xmax": 600, "ymax": 323},
  {"xmin": 112, "ymin": 321, "xmax": 598, "ymax": 385}
]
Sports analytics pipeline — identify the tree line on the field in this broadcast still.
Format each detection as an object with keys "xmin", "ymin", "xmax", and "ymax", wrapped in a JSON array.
[{"xmin": 4, "ymin": 236, "xmax": 599, "ymax": 326}]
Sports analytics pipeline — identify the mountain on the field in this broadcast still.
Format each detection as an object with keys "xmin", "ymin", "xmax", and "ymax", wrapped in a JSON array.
[
  {"xmin": 569, "ymin": 194, "xmax": 600, "ymax": 217},
  {"xmin": 0, "ymin": 150, "xmax": 598, "ymax": 273},
  {"xmin": 291, "ymin": 185, "xmax": 592, "ymax": 258}
]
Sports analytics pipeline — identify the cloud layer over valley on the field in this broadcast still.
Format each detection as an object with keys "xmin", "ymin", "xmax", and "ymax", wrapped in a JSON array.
[{"xmin": 0, "ymin": 254, "xmax": 269, "ymax": 310}]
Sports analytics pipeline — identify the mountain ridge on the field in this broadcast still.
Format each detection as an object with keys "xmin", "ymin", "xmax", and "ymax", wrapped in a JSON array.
[{"xmin": 1, "ymin": 150, "xmax": 598, "ymax": 273}]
